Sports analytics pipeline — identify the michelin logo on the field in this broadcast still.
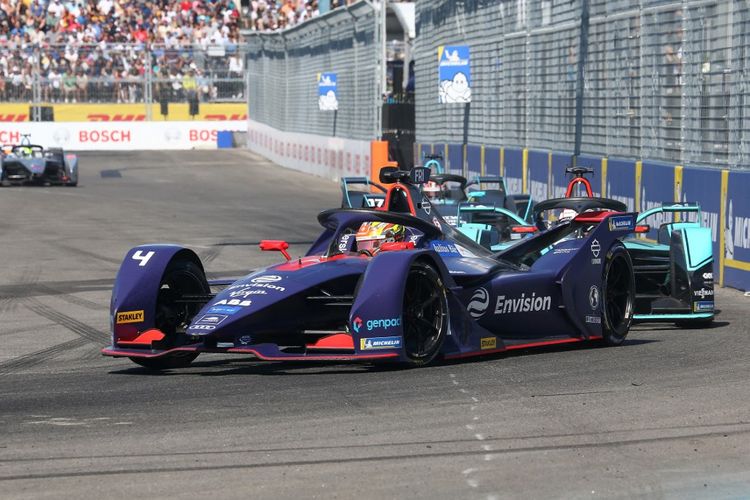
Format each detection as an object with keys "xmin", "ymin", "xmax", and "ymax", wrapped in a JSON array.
[{"xmin": 360, "ymin": 336, "xmax": 402, "ymax": 350}]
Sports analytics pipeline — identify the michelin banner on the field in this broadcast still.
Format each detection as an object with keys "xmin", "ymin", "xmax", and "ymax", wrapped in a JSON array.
[
  {"xmin": 318, "ymin": 73, "xmax": 339, "ymax": 111},
  {"xmin": 438, "ymin": 46, "xmax": 471, "ymax": 104}
]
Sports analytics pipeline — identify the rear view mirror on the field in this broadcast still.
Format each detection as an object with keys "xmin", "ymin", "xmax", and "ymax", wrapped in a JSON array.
[{"xmin": 259, "ymin": 240, "xmax": 291, "ymax": 261}]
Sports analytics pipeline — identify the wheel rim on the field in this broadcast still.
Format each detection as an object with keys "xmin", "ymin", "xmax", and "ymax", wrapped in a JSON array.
[
  {"xmin": 156, "ymin": 268, "xmax": 206, "ymax": 342},
  {"xmin": 403, "ymin": 267, "xmax": 447, "ymax": 360},
  {"xmin": 605, "ymin": 255, "xmax": 632, "ymax": 332}
]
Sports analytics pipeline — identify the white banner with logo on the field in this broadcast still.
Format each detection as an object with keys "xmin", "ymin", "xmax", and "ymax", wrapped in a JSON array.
[
  {"xmin": 0, "ymin": 121, "xmax": 245, "ymax": 150},
  {"xmin": 247, "ymin": 119, "xmax": 371, "ymax": 181}
]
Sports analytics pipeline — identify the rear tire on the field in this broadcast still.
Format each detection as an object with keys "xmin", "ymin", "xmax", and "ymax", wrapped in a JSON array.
[
  {"xmin": 402, "ymin": 261, "xmax": 448, "ymax": 367},
  {"xmin": 128, "ymin": 259, "xmax": 208, "ymax": 370},
  {"xmin": 601, "ymin": 245, "xmax": 635, "ymax": 346}
]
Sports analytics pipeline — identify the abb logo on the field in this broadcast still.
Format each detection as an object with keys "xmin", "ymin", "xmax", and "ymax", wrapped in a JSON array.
[
  {"xmin": 205, "ymin": 114, "xmax": 247, "ymax": 121},
  {"xmin": 88, "ymin": 114, "xmax": 146, "ymax": 122},
  {"xmin": 0, "ymin": 114, "xmax": 28, "ymax": 122},
  {"xmin": 0, "ymin": 131, "xmax": 21, "ymax": 142},
  {"xmin": 189, "ymin": 129, "xmax": 218, "ymax": 142},
  {"xmin": 79, "ymin": 130, "xmax": 132, "ymax": 143}
]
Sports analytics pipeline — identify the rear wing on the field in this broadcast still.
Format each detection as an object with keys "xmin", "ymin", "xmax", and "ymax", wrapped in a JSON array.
[
  {"xmin": 637, "ymin": 202, "xmax": 701, "ymax": 223},
  {"xmin": 340, "ymin": 177, "xmax": 387, "ymax": 209},
  {"xmin": 456, "ymin": 202, "xmax": 528, "ymax": 227}
]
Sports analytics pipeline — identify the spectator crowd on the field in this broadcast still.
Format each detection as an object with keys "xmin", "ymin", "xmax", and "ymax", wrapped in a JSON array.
[{"xmin": 0, "ymin": 0, "xmax": 389, "ymax": 103}]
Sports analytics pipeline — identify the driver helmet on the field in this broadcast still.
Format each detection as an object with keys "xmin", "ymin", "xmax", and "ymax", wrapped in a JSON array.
[
  {"xmin": 422, "ymin": 181, "xmax": 444, "ymax": 201},
  {"xmin": 356, "ymin": 222, "xmax": 405, "ymax": 255},
  {"xmin": 20, "ymin": 146, "xmax": 32, "ymax": 157}
]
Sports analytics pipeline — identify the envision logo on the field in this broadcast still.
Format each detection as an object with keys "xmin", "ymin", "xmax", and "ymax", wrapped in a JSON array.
[
  {"xmin": 589, "ymin": 285, "xmax": 600, "ymax": 310},
  {"xmin": 252, "ymin": 275, "xmax": 282, "ymax": 284},
  {"xmin": 467, "ymin": 288, "xmax": 489, "ymax": 318},
  {"xmin": 495, "ymin": 293, "xmax": 551, "ymax": 315},
  {"xmin": 590, "ymin": 239, "xmax": 601, "ymax": 258}
]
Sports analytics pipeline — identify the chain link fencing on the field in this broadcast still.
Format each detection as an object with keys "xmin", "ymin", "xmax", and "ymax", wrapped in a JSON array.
[
  {"xmin": 245, "ymin": 1, "xmax": 380, "ymax": 142},
  {"xmin": 414, "ymin": 0, "xmax": 750, "ymax": 169}
]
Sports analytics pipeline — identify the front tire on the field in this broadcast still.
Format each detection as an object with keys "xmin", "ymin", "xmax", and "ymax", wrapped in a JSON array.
[
  {"xmin": 129, "ymin": 258, "xmax": 208, "ymax": 370},
  {"xmin": 402, "ymin": 261, "xmax": 449, "ymax": 367},
  {"xmin": 601, "ymin": 245, "xmax": 635, "ymax": 346}
]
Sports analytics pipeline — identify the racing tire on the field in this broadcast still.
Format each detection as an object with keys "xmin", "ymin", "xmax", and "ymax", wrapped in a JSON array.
[
  {"xmin": 128, "ymin": 258, "xmax": 208, "ymax": 370},
  {"xmin": 601, "ymin": 245, "xmax": 635, "ymax": 346},
  {"xmin": 401, "ymin": 261, "xmax": 449, "ymax": 367}
]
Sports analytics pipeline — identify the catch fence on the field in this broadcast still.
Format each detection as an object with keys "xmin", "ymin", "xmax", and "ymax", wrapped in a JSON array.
[
  {"xmin": 414, "ymin": 0, "xmax": 750, "ymax": 169},
  {"xmin": 245, "ymin": 1, "xmax": 380, "ymax": 142}
]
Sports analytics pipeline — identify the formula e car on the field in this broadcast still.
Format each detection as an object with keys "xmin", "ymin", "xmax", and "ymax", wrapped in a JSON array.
[
  {"xmin": 103, "ymin": 166, "xmax": 637, "ymax": 370},
  {"xmin": 0, "ymin": 136, "xmax": 78, "ymax": 186}
]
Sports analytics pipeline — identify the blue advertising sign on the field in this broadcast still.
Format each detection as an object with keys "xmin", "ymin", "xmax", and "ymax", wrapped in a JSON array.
[
  {"xmin": 438, "ymin": 46, "xmax": 471, "ymax": 104},
  {"xmin": 724, "ymin": 170, "xmax": 750, "ymax": 289},
  {"xmin": 606, "ymin": 158, "xmax": 636, "ymax": 211},
  {"xmin": 527, "ymin": 150, "xmax": 549, "ymax": 203},
  {"xmin": 639, "ymin": 161, "xmax": 676, "ymax": 241},
  {"xmin": 504, "ymin": 148, "xmax": 524, "ymax": 196},
  {"xmin": 682, "ymin": 166, "xmax": 722, "ymax": 269},
  {"xmin": 318, "ymin": 72, "xmax": 338, "ymax": 111}
]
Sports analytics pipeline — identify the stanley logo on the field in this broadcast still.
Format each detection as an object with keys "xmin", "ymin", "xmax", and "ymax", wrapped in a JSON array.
[
  {"xmin": 480, "ymin": 337, "xmax": 497, "ymax": 350},
  {"xmin": 116, "ymin": 310, "xmax": 144, "ymax": 324}
]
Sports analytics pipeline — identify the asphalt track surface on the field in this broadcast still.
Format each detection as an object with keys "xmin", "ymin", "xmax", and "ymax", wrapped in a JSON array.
[{"xmin": 1, "ymin": 150, "xmax": 749, "ymax": 499}]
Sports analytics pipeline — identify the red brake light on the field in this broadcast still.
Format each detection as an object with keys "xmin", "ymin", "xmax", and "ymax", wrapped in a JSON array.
[{"xmin": 635, "ymin": 224, "xmax": 651, "ymax": 234}]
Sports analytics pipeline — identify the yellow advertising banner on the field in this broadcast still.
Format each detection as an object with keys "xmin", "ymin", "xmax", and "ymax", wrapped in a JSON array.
[{"xmin": 0, "ymin": 103, "xmax": 247, "ymax": 122}]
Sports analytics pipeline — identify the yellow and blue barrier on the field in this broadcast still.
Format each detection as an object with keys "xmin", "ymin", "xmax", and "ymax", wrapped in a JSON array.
[{"xmin": 419, "ymin": 142, "xmax": 750, "ymax": 291}]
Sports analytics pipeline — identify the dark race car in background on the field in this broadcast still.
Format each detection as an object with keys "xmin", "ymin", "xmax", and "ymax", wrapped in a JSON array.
[
  {"xmin": 0, "ymin": 140, "xmax": 78, "ymax": 187},
  {"xmin": 103, "ymin": 167, "xmax": 638, "ymax": 371}
]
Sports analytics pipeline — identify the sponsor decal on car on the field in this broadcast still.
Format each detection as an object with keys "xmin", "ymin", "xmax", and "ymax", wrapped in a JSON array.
[
  {"xmin": 480, "ymin": 337, "xmax": 496, "ymax": 350},
  {"xmin": 585, "ymin": 315, "xmax": 601, "ymax": 324},
  {"xmin": 229, "ymin": 289, "xmax": 268, "ymax": 299},
  {"xmin": 431, "ymin": 241, "xmax": 462, "ymax": 257},
  {"xmin": 252, "ymin": 275, "xmax": 283, "ymax": 283},
  {"xmin": 190, "ymin": 324, "xmax": 215, "ymax": 330},
  {"xmin": 366, "ymin": 317, "xmax": 401, "ymax": 331},
  {"xmin": 352, "ymin": 316, "xmax": 362, "ymax": 333},
  {"xmin": 360, "ymin": 336, "xmax": 402, "ymax": 350},
  {"xmin": 116, "ymin": 309, "xmax": 144, "ymax": 324},
  {"xmin": 338, "ymin": 233, "xmax": 353, "ymax": 252},
  {"xmin": 196, "ymin": 314, "xmax": 228, "ymax": 326},
  {"xmin": 213, "ymin": 299, "xmax": 252, "ymax": 307},
  {"xmin": 208, "ymin": 305, "xmax": 242, "ymax": 315},
  {"xmin": 589, "ymin": 285, "xmax": 600, "ymax": 310},
  {"xmin": 608, "ymin": 215, "xmax": 634, "ymax": 232},
  {"xmin": 590, "ymin": 239, "xmax": 601, "ymax": 265},
  {"xmin": 694, "ymin": 289, "xmax": 714, "ymax": 299},
  {"xmin": 693, "ymin": 301, "xmax": 714, "ymax": 312},
  {"xmin": 467, "ymin": 288, "xmax": 489, "ymax": 318},
  {"xmin": 702, "ymin": 272, "xmax": 713, "ymax": 280},
  {"xmin": 553, "ymin": 247, "xmax": 575, "ymax": 254},
  {"xmin": 237, "ymin": 335, "xmax": 252, "ymax": 345},
  {"xmin": 420, "ymin": 200, "xmax": 431, "ymax": 215},
  {"xmin": 494, "ymin": 293, "xmax": 551, "ymax": 315}
]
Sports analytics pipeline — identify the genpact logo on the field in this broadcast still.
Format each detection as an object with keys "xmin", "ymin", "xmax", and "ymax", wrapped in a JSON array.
[
  {"xmin": 352, "ymin": 316, "xmax": 362, "ymax": 333},
  {"xmin": 367, "ymin": 317, "xmax": 401, "ymax": 331}
]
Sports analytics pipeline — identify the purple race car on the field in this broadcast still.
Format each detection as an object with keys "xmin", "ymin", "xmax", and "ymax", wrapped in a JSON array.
[{"xmin": 103, "ymin": 167, "xmax": 637, "ymax": 370}]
